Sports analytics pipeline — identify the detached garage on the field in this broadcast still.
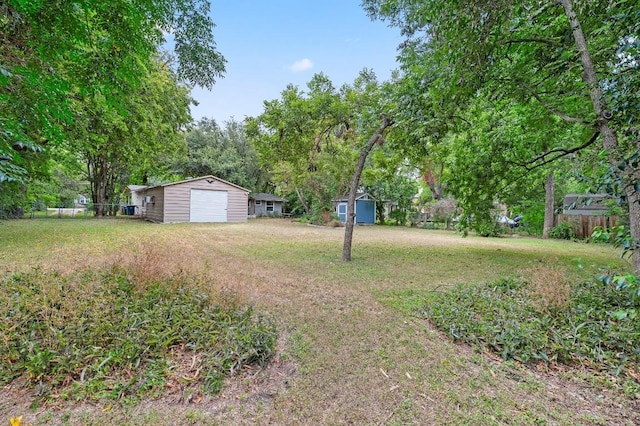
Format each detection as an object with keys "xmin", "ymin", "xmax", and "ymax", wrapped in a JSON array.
[{"xmin": 142, "ymin": 176, "xmax": 249, "ymax": 223}]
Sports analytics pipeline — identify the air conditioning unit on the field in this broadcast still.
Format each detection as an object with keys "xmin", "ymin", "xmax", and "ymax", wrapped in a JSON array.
[{"xmin": 145, "ymin": 196, "xmax": 155, "ymax": 203}]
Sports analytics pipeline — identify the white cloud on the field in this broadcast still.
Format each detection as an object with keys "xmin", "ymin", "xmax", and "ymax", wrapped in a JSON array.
[{"xmin": 288, "ymin": 58, "xmax": 314, "ymax": 72}]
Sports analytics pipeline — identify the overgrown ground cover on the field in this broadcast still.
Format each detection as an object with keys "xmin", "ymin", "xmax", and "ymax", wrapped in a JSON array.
[
  {"xmin": 1, "ymin": 218, "xmax": 638, "ymax": 425},
  {"xmin": 423, "ymin": 275, "xmax": 640, "ymax": 382},
  {"xmin": 1, "ymin": 268, "xmax": 276, "ymax": 402}
]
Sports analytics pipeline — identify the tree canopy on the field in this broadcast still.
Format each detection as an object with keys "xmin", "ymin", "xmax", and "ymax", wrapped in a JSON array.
[
  {"xmin": 1, "ymin": 0, "xmax": 225, "ymax": 216},
  {"xmin": 175, "ymin": 118, "xmax": 268, "ymax": 191},
  {"xmin": 1, "ymin": 0, "xmax": 225, "ymax": 184},
  {"xmin": 246, "ymin": 70, "xmax": 394, "ymax": 223},
  {"xmin": 364, "ymin": 0, "xmax": 640, "ymax": 269}
]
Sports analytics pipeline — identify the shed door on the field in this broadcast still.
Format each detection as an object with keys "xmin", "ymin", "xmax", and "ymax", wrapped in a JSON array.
[
  {"xmin": 356, "ymin": 200, "xmax": 375, "ymax": 224},
  {"xmin": 190, "ymin": 189, "xmax": 228, "ymax": 222},
  {"xmin": 337, "ymin": 203, "xmax": 347, "ymax": 223}
]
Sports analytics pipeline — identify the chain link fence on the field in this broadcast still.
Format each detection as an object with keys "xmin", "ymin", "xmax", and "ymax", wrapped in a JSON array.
[{"xmin": 0, "ymin": 202, "xmax": 132, "ymax": 219}]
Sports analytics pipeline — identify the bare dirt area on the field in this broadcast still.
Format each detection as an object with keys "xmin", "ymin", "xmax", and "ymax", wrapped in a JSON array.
[{"xmin": 1, "ymin": 219, "xmax": 637, "ymax": 425}]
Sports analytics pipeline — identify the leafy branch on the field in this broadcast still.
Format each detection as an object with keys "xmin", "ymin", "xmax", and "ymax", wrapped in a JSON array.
[
  {"xmin": 503, "ymin": 38, "xmax": 561, "ymax": 46},
  {"xmin": 515, "ymin": 80, "xmax": 590, "ymax": 124},
  {"xmin": 511, "ymin": 131, "xmax": 600, "ymax": 171}
]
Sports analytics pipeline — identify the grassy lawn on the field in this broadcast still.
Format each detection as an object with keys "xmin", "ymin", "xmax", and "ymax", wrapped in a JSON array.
[{"xmin": 1, "ymin": 218, "xmax": 638, "ymax": 425}]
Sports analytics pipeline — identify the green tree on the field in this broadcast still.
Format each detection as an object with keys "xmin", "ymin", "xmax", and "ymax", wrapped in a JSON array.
[
  {"xmin": 443, "ymin": 95, "xmax": 590, "ymax": 236},
  {"xmin": 336, "ymin": 71, "xmax": 394, "ymax": 260},
  {"xmin": 68, "ymin": 62, "xmax": 192, "ymax": 216},
  {"xmin": 362, "ymin": 149, "xmax": 419, "ymax": 225},
  {"xmin": 246, "ymin": 70, "xmax": 395, "ymax": 260},
  {"xmin": 341, "ymin": 114, "xmax": 393, "ymax": 257},
  {"xmin": 175, "ymin": 118, "xmax": 267, "ymax": 191},
  {"xmin": 1, "ymin": 0, "xmax": 225, "ymax": 186},
  {"xmin": 247, "ymin": 69, "xmax": 392, "ymax": 261},
  {"xmin": 364, "ymin": 0, "xmax": 640, "ymax": 271},
  {"xmin": 246, "ymin": 73, "xmax": 354, "ymax": 217}
]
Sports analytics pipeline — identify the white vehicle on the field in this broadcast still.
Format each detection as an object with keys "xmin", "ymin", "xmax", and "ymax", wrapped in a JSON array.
[{"xmin": 497, "ymin": 214, "xmax": 523, "ymax": 229}]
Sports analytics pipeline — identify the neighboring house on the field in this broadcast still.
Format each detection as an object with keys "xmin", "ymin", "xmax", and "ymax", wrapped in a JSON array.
[
  {"xmin": 137, "ymin": 175, "xmax": 250, "ymax": 223},
  {"xmin": 563, "ymin": 194, "xmax": 611, "ymax": 216},
  {"xmin": 248, "ymin": 193, "xmax": 285, "ymax": 217},
  {"xmin": 124, "ymin": 185, "xmax": 148, "ymax": 215},
  {"xmin": 335, "ymin": 193, "xmax": 376, "ymax": 225}
]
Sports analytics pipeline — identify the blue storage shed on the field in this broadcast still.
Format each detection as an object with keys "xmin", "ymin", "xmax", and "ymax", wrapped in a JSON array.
[{"xmin": 335, "ymin": 193, "xmax": 376, "ymax": 225}]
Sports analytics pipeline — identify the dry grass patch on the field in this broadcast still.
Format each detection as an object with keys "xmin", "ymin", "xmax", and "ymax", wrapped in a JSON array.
[
  {"xmin": 1, "ymin": 218, "xmax": 638, "ymax": 425},
  {"xmin": 524, "ymin": 265, "xmax": 572, "ymax": 313}
]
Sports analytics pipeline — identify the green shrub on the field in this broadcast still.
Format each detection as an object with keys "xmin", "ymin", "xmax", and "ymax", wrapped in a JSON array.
[
  {"xmin": 456, "ymin": 211, "xmax": 503, "ymax": 237},
  {"xmin": 309, "ymin": 208, "xmax": 341, "ymax": 226},
  {"xmin": 548, "ymin": 221, "xmax": 577, "ymax": 240},
  {"xmin": 389, "ymin": 209, "xmax": 408, "ymax": 225},
  {"xmin": 519, "ymin": 201, "xmax": 545, "ymax": 236},
  {"xmin": 0, "ymin": 268, "xmax": 277, "ymax": 401},
  {"xmin": 421, "ymin": 275, "xmax": 640, "ymax": 381}
]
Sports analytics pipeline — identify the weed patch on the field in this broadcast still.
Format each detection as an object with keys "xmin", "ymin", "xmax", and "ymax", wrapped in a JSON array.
[
  {"xmin": 549, "ymin": 222, "xmax": 577, "ymax": 240},
  {"xmin": 0, "ymin": 267, "xmax": 277, "ymax": 402},
  {"xmin": 421, "ymin": 273, "xmax": 640, "ymax": 383},
  {"xmin": 526, "ymin": 265, "xmax": 572, "ymax": 313}
]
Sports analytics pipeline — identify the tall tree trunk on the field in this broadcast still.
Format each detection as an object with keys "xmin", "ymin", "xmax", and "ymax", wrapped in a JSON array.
[
  {"xmin": 376, "ymin": 202, "xmax": 386, "ymax": 225},
  {"xmin": 542, "ymin": 171, "xmax": 555, "ymax": 238},
  {"xmin": 626, "ymin": 151, "xmax": 640, "ymax": 273},
  {"xmin": 16, "ymin": 184, "xmax": 26, "ymax": 218},
  {"xmin": 560, "ymin": 0, "xmax": 640, "ymax": 274},
  {"xmin": 88, "ymin": 154, "xmax": 109, "ymax": 217},
  {"xmin": 295, "ymin": 187, "xmax": 310, "ymax": 216},
  {"xmin": 342, "ymin": 116, "xmax": 392, "ymax": 261},
  {"xmin": 423, "ymin": 162, "xmax": 445, "ymax": 200}
]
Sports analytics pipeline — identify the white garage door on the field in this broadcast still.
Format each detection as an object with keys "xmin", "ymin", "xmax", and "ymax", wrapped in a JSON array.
[{"xmin": 190, "ymin": 189, "xmax": 228, "ymax": 222}]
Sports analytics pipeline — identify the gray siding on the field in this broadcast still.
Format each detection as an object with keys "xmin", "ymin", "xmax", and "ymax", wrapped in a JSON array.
[
  {"xmin": 254, "ymin": 201, "xmax": 283, "ymax": 216},
  {"xmin": 163, "ymin": 184, "xmax": 190, "ymax": 223},
  {"xmin": 227, "ymin": 190, "xmax": 249, "ymax": 222},
  {"xmin": 144, "ymin": 187, "xmax": 165, "ymax": 222},
  {"xmin": 563, "ymin": 209, "xmax": 609, "ymax": 216}
]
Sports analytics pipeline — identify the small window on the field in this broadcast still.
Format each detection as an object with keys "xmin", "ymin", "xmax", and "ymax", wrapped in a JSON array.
[
  {"xmin": 255, "ymin": 200, "xmax": 262, "ymax": 206},
  {"xmin": 266, "ymin": 201, "xmax": 274, "ymax": 212}
]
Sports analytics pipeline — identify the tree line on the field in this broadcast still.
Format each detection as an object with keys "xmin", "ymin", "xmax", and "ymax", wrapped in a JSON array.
[
  {"xmin": 1, "ymin": 0, "xmax": 638, "ymax": 272},
  {"xmin": 1, "ymin": 0, "xmax": 224, "ymax": 215}
]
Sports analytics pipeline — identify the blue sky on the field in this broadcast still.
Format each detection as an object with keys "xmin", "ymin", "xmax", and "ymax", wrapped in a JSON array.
[{"xmin": 189, "ymin": 1, "xmax": 403, "ymax": 124}]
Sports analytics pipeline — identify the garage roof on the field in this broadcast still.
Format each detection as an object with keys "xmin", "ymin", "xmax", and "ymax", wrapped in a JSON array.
[{"xmin": 146, "ymin": 175, "xmax": 250, "ymax": 192}]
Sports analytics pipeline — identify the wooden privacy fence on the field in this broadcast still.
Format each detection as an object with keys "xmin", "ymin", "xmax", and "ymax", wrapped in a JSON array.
[{"xmin": 555, "ymin": 214, "xmax": 619, "ymax": 239}]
